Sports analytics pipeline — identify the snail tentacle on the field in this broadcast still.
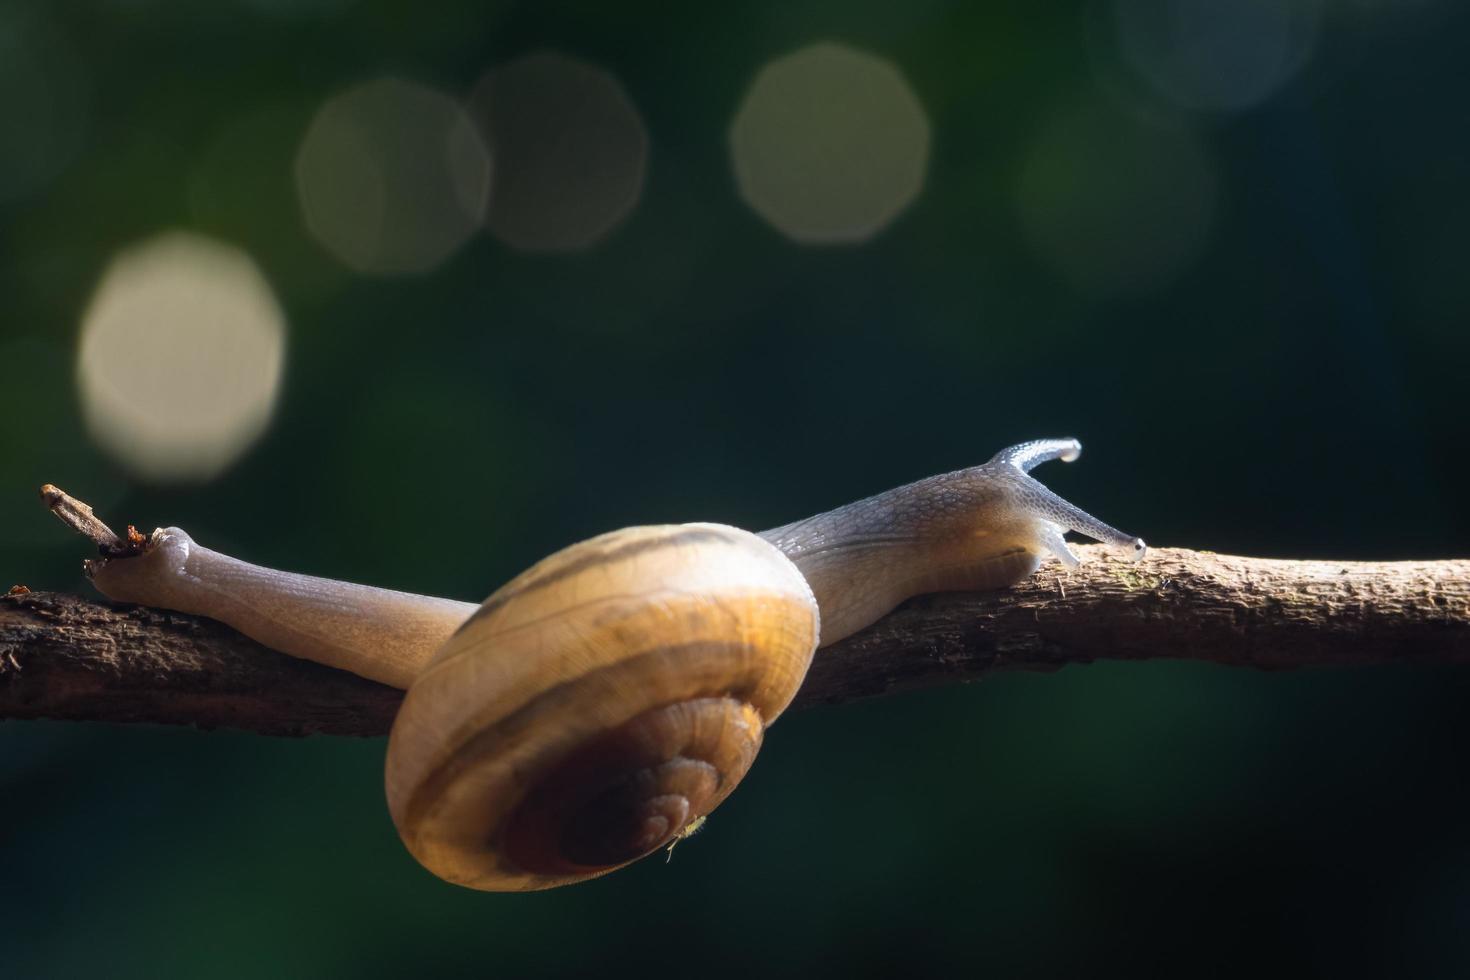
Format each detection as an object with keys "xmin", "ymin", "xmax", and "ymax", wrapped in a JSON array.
[
  {"xmin": 988, "ymin": 438, "xmax": 1082, "ymax": 472},
  {"xmin": 1003, "ymin": 468, "xmax": 1147, "ymax": 560}
]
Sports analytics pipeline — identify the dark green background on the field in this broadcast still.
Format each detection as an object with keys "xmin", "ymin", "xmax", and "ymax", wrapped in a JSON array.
[{"xmin": 3, "ymin": 1, "xmax": 1469, "ymax": 976}]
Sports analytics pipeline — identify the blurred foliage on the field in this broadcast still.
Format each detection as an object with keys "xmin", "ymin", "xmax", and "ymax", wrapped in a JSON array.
[{"xmin": 2, "ymin": 0, "xmax": 1469, "ymax": 977}]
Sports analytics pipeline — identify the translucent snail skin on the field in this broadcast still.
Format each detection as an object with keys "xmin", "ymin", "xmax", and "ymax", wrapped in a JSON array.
[{"xmin": 77, "ymin": 438, "xmax": 1144, "ymax": 891}]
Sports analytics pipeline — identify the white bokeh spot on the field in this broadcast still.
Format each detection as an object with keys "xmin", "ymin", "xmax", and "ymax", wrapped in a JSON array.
[
  {"xmin": 295, "ymin": 77, "xmax": 490, "ymax": 276},
  {"xmin": 729, "ymin": 42, "xmax": 931, "ymax": 245},
  {"xmin": 471, "ymin": 52, "xmax": 648, "ymax": 253},
  {"xmin": 77, "ymin": 232, "xmax": 286, "ymax": 482}
]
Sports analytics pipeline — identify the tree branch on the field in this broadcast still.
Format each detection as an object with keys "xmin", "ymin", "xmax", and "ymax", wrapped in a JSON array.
[{"xmin": 3, "ymin": 545, "xmax": 1467, "ymax": 736}]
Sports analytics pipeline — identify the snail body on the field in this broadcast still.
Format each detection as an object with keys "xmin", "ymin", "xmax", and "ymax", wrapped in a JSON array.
[{"xmin": 81, "ymin": 439, "xmax": 1143, "ymax": 891}]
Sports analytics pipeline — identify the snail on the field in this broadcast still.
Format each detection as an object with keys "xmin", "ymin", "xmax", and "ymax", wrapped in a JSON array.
[{"xmin": 60, "ymin": 438, "xmax": 1143, "ymax": 891}]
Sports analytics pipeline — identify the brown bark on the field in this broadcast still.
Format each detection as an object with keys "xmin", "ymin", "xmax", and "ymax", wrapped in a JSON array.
[{"xmin": 3, "ymin": 545, "xmax": 1466, "ymax": 737}]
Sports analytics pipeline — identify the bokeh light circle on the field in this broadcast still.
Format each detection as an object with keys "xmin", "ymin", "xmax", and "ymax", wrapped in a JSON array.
[
  {"xmin": 1110, "ymin": 0, "xmax": 1323, "ymax": 112},
  {"xmin": 470, "ymin": 52, "xmax": 648, "ymax": 253},
  {"xmin": 729, "ymin": 42, "xmax": 931, "ymax": 245},
  {"xmin": 77, "ymin": 232, "xmax": 286, "ymax": 483},
  {"xmin": 294, "ymin": 77, "xmax": 490, "ymax": 276},
  {"xmin": 1015, "ymin": 100, "xmax": 1219, "ymax": 296}
]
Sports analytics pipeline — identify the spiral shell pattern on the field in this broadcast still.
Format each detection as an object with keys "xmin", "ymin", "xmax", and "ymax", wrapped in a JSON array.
[{"xmin": 385, "ymin": 523, "xmax": 820, "ymax": 891}]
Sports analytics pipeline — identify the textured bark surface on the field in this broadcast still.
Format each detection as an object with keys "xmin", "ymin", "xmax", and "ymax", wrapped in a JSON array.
[{"xmin": 2, "ymin": 545, "xmax": 1467, "ymax": 736}]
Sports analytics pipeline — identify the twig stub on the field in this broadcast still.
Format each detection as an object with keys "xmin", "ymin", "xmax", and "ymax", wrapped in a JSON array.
[{"xmin": 39, "ymin": 484, "xmax": 146, "ymax": 560}]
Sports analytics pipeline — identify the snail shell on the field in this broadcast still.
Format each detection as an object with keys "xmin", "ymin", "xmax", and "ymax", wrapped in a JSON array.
[{"xmin": 384, "ymin": 523, "xmax": 820, "ymax": 891}]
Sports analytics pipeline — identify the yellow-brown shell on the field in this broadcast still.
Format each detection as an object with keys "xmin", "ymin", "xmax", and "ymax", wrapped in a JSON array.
[{"xmin": 384, "ymin": 523, "xmax": 820, "ymax": 891}]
